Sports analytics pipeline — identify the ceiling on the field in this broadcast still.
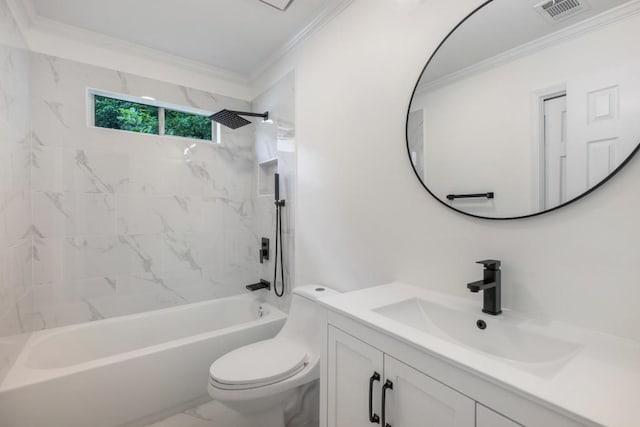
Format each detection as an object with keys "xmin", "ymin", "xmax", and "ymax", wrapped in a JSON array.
[
  {"xmin": 420, "ymin": 0, "xmax": 633, "ymax": 86},
  {"xmin": 28, "ymin": 0, "xmax": 350, "ymax": 76}
]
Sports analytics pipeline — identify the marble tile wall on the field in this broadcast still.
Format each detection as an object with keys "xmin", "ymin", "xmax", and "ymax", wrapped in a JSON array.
[
  {"xmin": 252, "ymin": 72, "xmax": 296, "ymax": 312},
  {"xmin": 0, "ymin": 0, "xmax": 32, "ymax": 381},
  {"xmin": 0, "ymin": 49, "xmax": 265, "ymax": 333}
]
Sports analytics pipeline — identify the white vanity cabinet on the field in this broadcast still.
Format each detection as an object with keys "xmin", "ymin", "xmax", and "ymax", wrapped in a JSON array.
[
  {"xmin": 327, "ymin": 326, "xmax": 384, "ymax": 427},
  {"xmin": 324, "ymin": 314, "xmax": 589, "ymax": 427},
  {"xmin": 476, "ymin": 405, "xmax": 522, "ymax": 427},
  {"xmin": 327, "ymin": 326, "xmax": 475, "ymax": 427},
  {"xmin": 383, "ymin": 355, "xmax": 475, "ymax": 427}
]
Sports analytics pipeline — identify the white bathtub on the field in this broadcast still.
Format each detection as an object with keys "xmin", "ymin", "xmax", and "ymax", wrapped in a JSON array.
[{"xmin": 0, "ymin": 293, "xmax": 286, "ymax": 427}]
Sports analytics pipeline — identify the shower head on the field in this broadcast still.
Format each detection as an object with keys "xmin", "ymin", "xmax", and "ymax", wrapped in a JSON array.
[{"xmin": 210, "ymin": 109, "xmax": 269, "ymax": 130}]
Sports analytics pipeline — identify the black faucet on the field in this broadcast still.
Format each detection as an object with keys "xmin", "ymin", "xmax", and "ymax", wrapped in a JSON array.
[
  {"xmin": 246, "ymin": 279, "xmax": 271, "ymax": 292},
  {"xmin": 467, "ymin": 260, "xmax": 502, "ymax": 315}
]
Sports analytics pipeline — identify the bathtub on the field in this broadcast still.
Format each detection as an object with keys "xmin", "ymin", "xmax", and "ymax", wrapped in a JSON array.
[{"xmin": 0, "ymin": 293, "xmax": 286, "ymax": 427}]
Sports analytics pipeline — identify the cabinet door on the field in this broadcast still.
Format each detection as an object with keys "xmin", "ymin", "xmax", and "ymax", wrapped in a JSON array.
[
  {"xmin": 327, "ymin": 326, "xmax": 384, "ymax": 427},
  {"xmin": 383, "ymin": 355, "xmax": 474, "ymax": 427},
  {"xmin": 476, "ymin": 404, "xmax": 522, "ymax": 427}
]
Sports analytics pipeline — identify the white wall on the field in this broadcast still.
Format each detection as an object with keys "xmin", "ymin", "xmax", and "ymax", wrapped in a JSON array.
[
  {"xmin": 257, "ymin": 0, "xmax": 640, "ymax": 341},
  {"xmin": 410, "ymin": 13, "xmax": 640, "ymax": 217}
]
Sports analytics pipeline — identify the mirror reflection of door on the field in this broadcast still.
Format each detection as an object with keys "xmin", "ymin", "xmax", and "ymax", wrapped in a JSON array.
[{"xmin": 543, "ymin": 94, "xmax": 567, "ymax": 210}]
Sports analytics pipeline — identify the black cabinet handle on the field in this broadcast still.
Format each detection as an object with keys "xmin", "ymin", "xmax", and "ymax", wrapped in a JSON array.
[
  {"xmin": 368, "ymin": 372, "xmax": 381, "ymax": 423},
  {"xmin": 381, "ymin": 379, "xmax": 393, "ymax": 427}
]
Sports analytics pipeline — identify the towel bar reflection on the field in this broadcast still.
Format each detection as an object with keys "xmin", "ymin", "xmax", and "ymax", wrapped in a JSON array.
[{"xmin": 446, "ymin": 192, "xmax": 494, "ymax": 201}]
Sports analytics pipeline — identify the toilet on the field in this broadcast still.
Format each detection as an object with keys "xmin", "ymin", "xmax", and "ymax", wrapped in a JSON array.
[{"xmin": 207, "ymin": 285, "xmax": 340, "ymax": 427}]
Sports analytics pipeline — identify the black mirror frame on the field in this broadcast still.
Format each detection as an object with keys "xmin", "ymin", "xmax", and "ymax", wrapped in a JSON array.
[{"xmin": 405, "ymin": 0, "xmax": 640, "ymax": 220}]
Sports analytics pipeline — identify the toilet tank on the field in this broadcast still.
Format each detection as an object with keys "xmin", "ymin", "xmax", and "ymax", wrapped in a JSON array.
[{"xmin": 277, "ymin": 285, "xmax": 340, "ymax": 354}]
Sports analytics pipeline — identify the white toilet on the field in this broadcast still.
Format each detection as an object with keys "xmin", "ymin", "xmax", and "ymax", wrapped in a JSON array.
[{"xmin": 207, "ymin": 285, "xmax": 339, "ymax": 427}]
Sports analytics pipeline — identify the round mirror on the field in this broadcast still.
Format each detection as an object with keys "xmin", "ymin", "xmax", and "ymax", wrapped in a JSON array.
[{"xmin": 407, "ymin": 0, "xmax": 640, "ymax": 219}]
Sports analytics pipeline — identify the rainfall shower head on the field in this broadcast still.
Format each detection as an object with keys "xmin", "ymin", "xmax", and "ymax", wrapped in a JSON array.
[{"xmin": 210, "ymin": 109, "xmax": 269, "ymax": 130}]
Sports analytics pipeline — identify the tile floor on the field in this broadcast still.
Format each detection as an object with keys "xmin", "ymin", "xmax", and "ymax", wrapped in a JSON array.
[
  {"xmin": 147, "ymin": 400, "xmax": 239, "ymax": 427},
  {"xmin": 148, "ymin": 381, "xmax": 319, "ymax": 427}
]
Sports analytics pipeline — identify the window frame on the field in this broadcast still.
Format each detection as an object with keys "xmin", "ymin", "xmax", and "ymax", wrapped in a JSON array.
[{"xmin": 88, "ymin": 88, "xmax": 220, "ymax": 144}]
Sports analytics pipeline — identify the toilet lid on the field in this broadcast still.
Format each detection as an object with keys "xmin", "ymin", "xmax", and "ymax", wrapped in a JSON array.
[{"xmin": 209, "ymin": 339, "xmax": 307, "ymax": 387}]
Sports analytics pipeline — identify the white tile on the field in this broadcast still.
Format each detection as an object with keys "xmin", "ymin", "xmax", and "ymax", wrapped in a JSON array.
[
  {"xmin": 32, "ymin": 192, "xmax": 116, "ymax": 237},
  {"xmin": 147, "ymin": 413, "xmax": 217, "ymax": 427},
  {"xmin": 185, "ymin": 400, "xmax": 240, "ymax": 424},
  {"xmin": 61, "ymin": 236, "xmax": 126, "ymax": 281},
  {"xmin": 117, "ymin": 196, "xmax": 204, "ymax": 235},
  {"xmin": 0, "ymin": 191, "xmax": 30, "ymax": 240},
  {"xmin": 118, "ymin": 234, "xmax": 164, "ymax": 276},
  {"xmin": 0, "ymin": 144, "xmax": 29, "ymax": 192},
  {"xmin": 0, "ymin": 239, "xmax": 31, "ymax": 314}
]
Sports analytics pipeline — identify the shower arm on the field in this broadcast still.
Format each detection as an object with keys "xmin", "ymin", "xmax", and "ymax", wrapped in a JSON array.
[{"xmin": 222, "ymin": 111, "xmax": 269, "ymax": 120}]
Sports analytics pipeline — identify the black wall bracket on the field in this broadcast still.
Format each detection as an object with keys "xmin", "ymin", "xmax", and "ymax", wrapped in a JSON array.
[{"xmin": 447, "ymin": 192, "xmax": 494, "ymax": 201}]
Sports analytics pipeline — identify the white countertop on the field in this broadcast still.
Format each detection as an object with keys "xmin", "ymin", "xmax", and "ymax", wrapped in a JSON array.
[{"xmin": 319, "ymin": 282, "xmax": 640, "ymax": 427}]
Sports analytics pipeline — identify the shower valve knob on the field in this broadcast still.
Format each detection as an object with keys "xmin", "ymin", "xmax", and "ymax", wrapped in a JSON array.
[{"xmin": 260, "ymin": 238, "xmax": 270, "ymax": 264}]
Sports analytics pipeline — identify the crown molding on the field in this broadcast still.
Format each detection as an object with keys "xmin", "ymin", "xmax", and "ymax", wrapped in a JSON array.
[
  {"xmin": 5, "ymin": 0, "xmax": 354, "ymax": 97},
  {"xmin": 417, "ymin": 0, "xmax": 640, "ymax": 94},
  {"xmin": 38, "ymin": 16, "xmax": 249, "ymax": 83},
  {"xmin": 250, "ymin": 0, "xmax": 355, "ymax": 80},
  {"xmin": 6, "ymin": 0, "xmax": 249, "ymax": 84}
]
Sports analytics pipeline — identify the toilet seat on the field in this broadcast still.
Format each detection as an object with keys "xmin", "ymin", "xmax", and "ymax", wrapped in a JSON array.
[{"xmin": 209, "ymin": 339, "xmax": 307, "ymax": 390}]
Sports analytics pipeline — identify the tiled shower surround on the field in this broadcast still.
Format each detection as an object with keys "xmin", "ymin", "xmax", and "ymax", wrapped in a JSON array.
[
  {"xmin": 0, "ymin": 45, "xmax": 296, "ymax": 336},
  {"xmin": 0, "ymin": 1, "xmax": 31, "ymax": 339},
  {"xmin": 25, "ymin": 54, "xmax": 258, "ymax": 330}
]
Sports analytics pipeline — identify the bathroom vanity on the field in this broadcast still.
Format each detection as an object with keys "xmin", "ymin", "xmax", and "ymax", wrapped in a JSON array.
[{"xmin": 318, "ymin": 283, "xmax": 640, "ymax": 427}]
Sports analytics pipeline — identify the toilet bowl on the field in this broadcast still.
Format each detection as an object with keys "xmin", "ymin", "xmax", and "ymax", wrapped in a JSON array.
[{"xmin": 207, "ymin": 285, "xmax": 339, "ymax": 427}]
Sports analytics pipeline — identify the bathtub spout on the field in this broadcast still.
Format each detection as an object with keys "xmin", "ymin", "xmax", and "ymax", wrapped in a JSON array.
[{"xmin": 246, "ymin": 280, "xmax": 271, "ymax": 292}]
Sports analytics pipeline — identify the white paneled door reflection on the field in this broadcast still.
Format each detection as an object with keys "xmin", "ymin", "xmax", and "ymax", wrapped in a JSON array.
[
  {"xmin": 566, "ymin": 62, "xmax": 640, "ymax": 200},
  {"xmin": 543, "ymin": 62, "xmax": 640, "ymax": 207}
]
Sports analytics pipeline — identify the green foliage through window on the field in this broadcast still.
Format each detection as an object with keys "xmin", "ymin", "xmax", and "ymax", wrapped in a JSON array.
[
  {"xmin": 165, "ymin": 109, "xmax": 212, "ymax": 141},
  {"xmin": 94, "ymin": 94, "xmax": 214, "ymax": 141},
  {"xmin": 94, "ymin": 95, "xmax": 159, "ymax": 135}
]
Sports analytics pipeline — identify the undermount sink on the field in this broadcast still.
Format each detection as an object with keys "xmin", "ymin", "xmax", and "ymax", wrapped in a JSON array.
[{"xmin": 374, "ymin": 298, "xmax": 581, "ymax": 365}]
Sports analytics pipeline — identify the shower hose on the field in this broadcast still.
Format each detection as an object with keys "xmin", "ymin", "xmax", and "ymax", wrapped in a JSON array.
[{"xmin": 273, "ymin": 201, "xmax": 285, "ymax": 297}]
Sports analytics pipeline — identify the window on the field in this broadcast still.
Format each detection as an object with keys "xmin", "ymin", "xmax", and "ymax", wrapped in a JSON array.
[
  {"xmin": 165, "ymin": 109, "xmax": 212, "ymax": 141},
  {"xmin": 95, "ymin": 95, "xmax": 159, "ymax": 135},
  {"xmin": 91, "ymin": 91, "xmax": 217, "ymax": 143}
]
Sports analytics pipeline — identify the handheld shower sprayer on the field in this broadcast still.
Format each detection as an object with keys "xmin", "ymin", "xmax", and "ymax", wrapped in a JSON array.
[
  {"xmin": 275, "ymin": 173, "xmax": 285, "ymax": 207},
  {"xmin": 273, "ymin": 173, "xmax": 285, "ymax": 297}
]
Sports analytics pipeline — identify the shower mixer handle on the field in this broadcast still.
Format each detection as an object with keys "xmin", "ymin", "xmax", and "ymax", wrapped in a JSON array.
[{"xmin": 259, "ymin": 238, "xmax": 270, "ymax": 264}]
